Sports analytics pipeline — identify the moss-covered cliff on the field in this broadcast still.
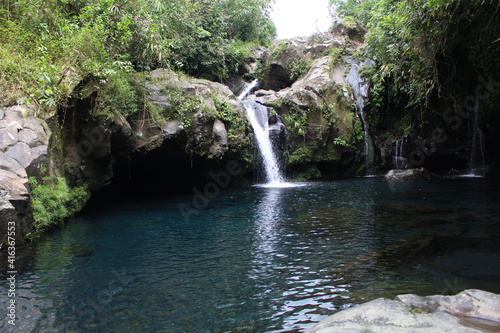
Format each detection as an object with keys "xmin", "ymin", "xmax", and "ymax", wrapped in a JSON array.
[{"xmin": 253, "ymin": 24, "xmax": 370, "ymax": 179}]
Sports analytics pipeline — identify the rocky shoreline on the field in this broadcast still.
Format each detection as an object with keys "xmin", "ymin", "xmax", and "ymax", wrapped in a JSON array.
[{"xmin": 307, "ymin": 289, "xmax": 500, "ymax": 333}]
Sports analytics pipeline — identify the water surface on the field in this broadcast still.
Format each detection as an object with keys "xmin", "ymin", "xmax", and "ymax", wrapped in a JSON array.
[{"xmin": 2, "ymin": 178, "xmax": 500, "ymax": 332}]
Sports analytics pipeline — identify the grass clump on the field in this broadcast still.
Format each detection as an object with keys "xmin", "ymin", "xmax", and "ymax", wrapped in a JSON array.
[{"xmin": 29, "ymin": 176, "xmax": 89, "ymax": 238}]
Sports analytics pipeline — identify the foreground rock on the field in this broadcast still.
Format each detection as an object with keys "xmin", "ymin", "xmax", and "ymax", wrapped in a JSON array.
[{"xmin": 307, "ymin": 289, "xmax": 500, "ymax": 333}]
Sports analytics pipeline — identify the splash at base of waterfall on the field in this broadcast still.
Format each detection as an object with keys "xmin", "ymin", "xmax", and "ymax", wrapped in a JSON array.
[{"xmin": 253, "ymin": 182, "xmax": 306, "ymax": 188}]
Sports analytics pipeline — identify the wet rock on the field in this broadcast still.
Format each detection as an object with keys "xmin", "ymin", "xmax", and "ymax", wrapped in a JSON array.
[
  {"xmin": 307, "ymin": 289, "xmax": 500, "ymax": 333},
  {"xmin": 255, "ymin": 89, "xmax": 275, "ymax": 97},
  {"xmin": 0, "ymin": 152, "xmax": 27, "ymax": 178},
  {"xmin": 384, "ymin": 168, "xmax": 433, "ymax": 181},
  {"xmin": 209, "ymin": 119, "xmax": 228, "ymax": 157},
  {"xmin": 162, "ymin": 120, "xmax": 184, "ymax": 137},
  {"xmin": 140, "ymin": 68, "xmax": 249, "ymax": 158},
  {"xmin": 5, "ymin": 142, "xmax": 48, "ymax": 170},
  {"xmin": 0, "ymin": 169, "xmax": 29, "ymax": 196}
]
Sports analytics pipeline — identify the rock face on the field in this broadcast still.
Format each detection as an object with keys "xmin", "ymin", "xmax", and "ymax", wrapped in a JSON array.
[
  {"xmin": 307, "ymin": 289, "xmax": 500, "ymax": 333},
  {"xmin": 0, "ymin": 104, "xmax": 51, "ymax": 246},
  {"xmin": 258, "ymin": 31, "xmax": 352, "ymax": 91},
  {"xmin": 60, "ymin": 69, "xmax": 254, "ymax": 198},
  {"xmin": 104, "ymin": 69, "xmax": 253, "ymax": 193},
  {"xmin": 248, "ymin": 22, "xmax": 374, "ymax": 180}
]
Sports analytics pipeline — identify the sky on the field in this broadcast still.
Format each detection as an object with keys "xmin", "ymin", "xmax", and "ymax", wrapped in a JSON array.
[{"xmin": 270, "ymin": 0, "xmax": 333, "ymax": 39}]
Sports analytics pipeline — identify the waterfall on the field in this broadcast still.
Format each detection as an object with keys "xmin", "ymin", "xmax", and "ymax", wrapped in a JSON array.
[
  {"xmin": 238, "ymin": 79, "xmax": 259, "ymax": 100},
  {"xmin": 467, "ymin": 97, "xmax": 486, "ymax": 176},
  {"xmin": 238, "ymin": 80, "xmax": 285, "ymax": 185},
  {"xmin": 345, "ymin": 58, "xmax": 375, "ymax": 175},
  {"xmin": 393, "ymin": 138, "xmax": 406, "ymax": 169},
  {"xmin": 243, "ymin": 100, "xmax": 285, "ymax": 184}
]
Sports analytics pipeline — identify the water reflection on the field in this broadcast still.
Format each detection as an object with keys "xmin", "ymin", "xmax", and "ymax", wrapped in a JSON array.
[
  {"xmin": 250, "ymin": 187, "xmax": 284, "ymax": 279},
  {"xmin": 248, "ymin": 181, "xmax": 385, "ymax": 331}
]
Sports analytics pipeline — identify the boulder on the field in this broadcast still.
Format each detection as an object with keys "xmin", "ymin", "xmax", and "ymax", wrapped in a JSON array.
[
  {"xmin": 259, "ymin": 40, "xmax": 306, "ymax": 91},
  {"xmin": 162, "ymin": 120, "xmax": 184, "ymax": 137},
  {"xmin": 307, "ymin": 289, "xmax": 500, "ymax": 333},
  {"xmin": 140, "ymin": 68, "xmax": 249, "ymax": 157},
  {"xmin": 384, "ymin": 168, "xmax": 433, "ymax": 181}
]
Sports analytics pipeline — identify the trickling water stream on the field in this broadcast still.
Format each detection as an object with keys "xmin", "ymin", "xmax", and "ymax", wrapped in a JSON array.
[
  {"xmin": 345, "ymin": 58, "xmax": 376, "ymax": 176},
  {"xmin": 392, "ymin": 137, "xmax": 408, "ymax": 170},
  {"xmin": 468, "ymin": 96, "xmax": 486, "ymax": 176}
]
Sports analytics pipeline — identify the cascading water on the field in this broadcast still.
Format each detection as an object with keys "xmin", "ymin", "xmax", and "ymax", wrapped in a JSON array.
[
  {"xmin": 393, "ymin": 138, "xmax": 406, "ymax": 169},
  {"xmin": 238, "ymin": 79, "xmax": 259, "ymax": 100},
  {"xmin": 467, "ymin": 96, "xmax": 486, "ymax": 177},
  {"xmin": 345, "ymin": 58, "xmax": 376, "ymax": 176},
  {"xmin": 238, "ymin": 80, "xmax": 286, "ymax": 185},
  {"xmin": 243, "ymin": 99, "xmax": 285, "ymax": 184}
]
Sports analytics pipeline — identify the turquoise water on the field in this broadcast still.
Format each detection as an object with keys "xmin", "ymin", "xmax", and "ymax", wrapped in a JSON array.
[{"xmin": 2, "ymin": 178, "xmax": 500, "ymax": 332}]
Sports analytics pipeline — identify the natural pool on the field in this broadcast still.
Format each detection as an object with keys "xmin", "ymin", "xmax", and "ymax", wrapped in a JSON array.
[{"xmin": 2, "ymin": 178, "xmax": 500, "ymax": 332}]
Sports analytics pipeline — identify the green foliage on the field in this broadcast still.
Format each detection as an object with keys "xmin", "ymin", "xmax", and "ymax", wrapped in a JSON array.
[
  {"xmin": 333, "ymin": 137, "xmax": 348, "ymax": 147},
  {"xmin": 333, "ymin": 0, "xmax": 500, "ymax": 108},
  {"xmin": 353, "ymin": 116, "xmax": 365, "ymax": 142},
  {"xmin": 270, "ymin": 41, "xmax": 289, "ymax": 58},
  {"xmin": 29, "ymin": 176, "xmax": 89, "ymax": 237},
  {"xmin": 162, "ymin": 88, "xmax": 203, "ymax": 128},
  {"xmin": 213, "ymin": 94, "xmax": 249, "ymax": 147},
  {"xmin": 290, "ymin": 58, "xmax": 313, "ymax": 80},
  {"xmin": 0, "ymin": 0, "xmax": 276, "ymax": 111},
  {"xmin": 341, "ymin": 15, "xmax": 358, "ymax": 29},
  {"xmin": 95, "ymin": 71, "xmax": 139, "ymax": 118},
  {"xmin": 274, "ymin": 98, "xmax": 308, "ymax": 137},
  {"xmin": 328, "ymin": 46, "xmax": 344, "ymax": 68}
]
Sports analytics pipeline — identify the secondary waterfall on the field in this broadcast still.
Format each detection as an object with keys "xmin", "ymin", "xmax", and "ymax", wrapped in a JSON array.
[
  {"xmin": 468, "ymin": 96, "xmax": 486, "ymax": 176},
  {"xmin": 239, "ymin": 80, "xmax": 285, "ymax": 185},
  {"xmin": 345, "ymin": 58, "xmax": 376, "ymax": 175},
  {"xmin": 392, "ymin": 137, "xmax": 408, "ymax": 169}
]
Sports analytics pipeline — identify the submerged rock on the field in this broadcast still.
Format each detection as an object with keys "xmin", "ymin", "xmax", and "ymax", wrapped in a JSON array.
[{"xmin": 307, "ymin": 289, "xmax": 500, "ymax": 333}]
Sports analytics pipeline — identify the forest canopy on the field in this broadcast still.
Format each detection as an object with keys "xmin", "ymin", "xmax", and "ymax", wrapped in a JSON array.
[
  {"xmin": 0, "ymin": 0, "xmax": 276, "ymax": 109},
  {"xmin": 331, "ymin": 0, "xmax": 500, "ymax": 107}
]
